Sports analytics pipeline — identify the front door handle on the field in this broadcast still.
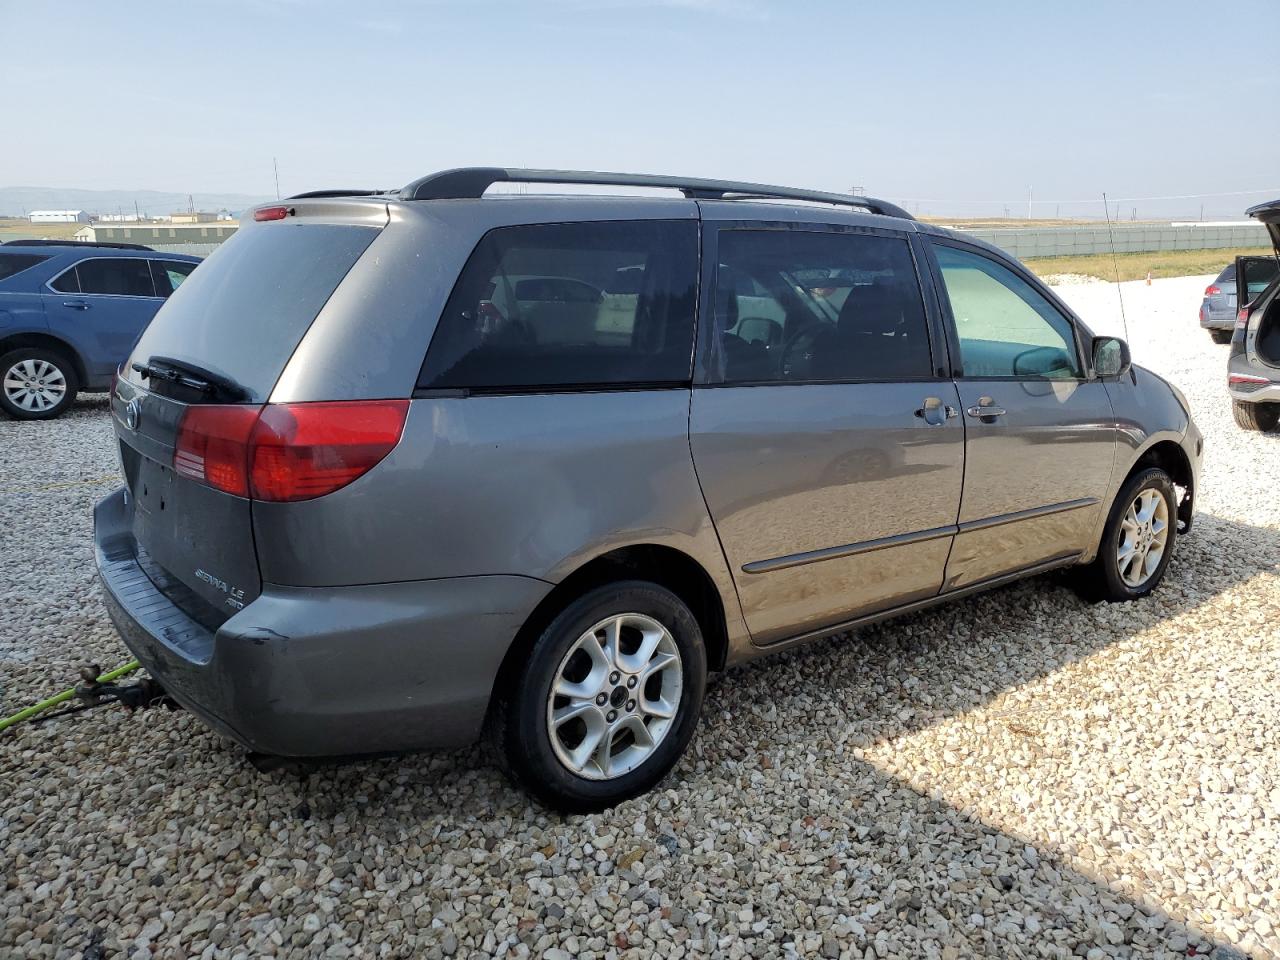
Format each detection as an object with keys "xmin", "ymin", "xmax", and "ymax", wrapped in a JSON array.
[
  {"xmin": 62, "ymin": 300, "xmax": 90, "ymax": 310},
  {"xmin": 966, "ymin": 396, "xmax": 1007, "ymax": 421}
]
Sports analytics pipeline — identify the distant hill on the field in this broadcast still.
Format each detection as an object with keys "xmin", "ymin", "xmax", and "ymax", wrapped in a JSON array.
[{"xmin": 0, "ymin": 186, "xmax": 274, "ymax": 218}]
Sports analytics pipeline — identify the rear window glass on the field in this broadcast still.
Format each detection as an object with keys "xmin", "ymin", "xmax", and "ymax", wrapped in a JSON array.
[
  {"xmin": 126, "ymin": 223, "xmax": 378, "ymax": 402},
  {"xmin": 0, "ymin": 253, "xmax": 49, "ymax": 281},
  {"xmin": 1242, "ymin": 258, "xmax": 1280, "ymax": 300},
  {"xmin": 418, "ymin": 220, "xmax": 699, "ymax": 392}
]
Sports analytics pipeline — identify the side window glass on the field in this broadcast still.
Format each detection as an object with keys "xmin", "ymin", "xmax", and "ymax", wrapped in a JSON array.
[
  {"xmin": 713, "ymin": 230, "xmax": 931, "ymax": 383},
  {"xmin": 151, "ymin": 260, "xmax": 196, "ymax": 298},
  {"xmin": 50, "ymin": 265, "xmax": 81, "ymax": 294},
  {"xmin": 933, "ymin": 244, "xmax": 1082, "ymax": 379},
  {"xmin": 76, "ymin": 258, "xmax": 156, "ymax": 298},
  {"xmin": 419, "ymin": 220, "xmax": 699, "ymax": 391}
]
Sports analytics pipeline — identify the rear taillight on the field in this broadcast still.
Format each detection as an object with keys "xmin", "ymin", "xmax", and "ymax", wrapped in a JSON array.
[
  {"xmin": 1236, "ymin": 307, "xmax": 1250, "ymax": 329},
  {"xmin": 1229, "ymin": 373, "xmax": 1270, "ymax": 385},
  {"xmin": 174, "ymin": 406, "xmax": 261, "ymax": 496},
  {"xmin": 1204, "ymin": 285, "xmax": 1221, "ymax": 296},
  {"xmin": 174, "ymin": 401, "xmax": 409, "ymax": 501},
  {"xmin": 248, "ymin": 401, "xmax": 409, "ymax": 502}
]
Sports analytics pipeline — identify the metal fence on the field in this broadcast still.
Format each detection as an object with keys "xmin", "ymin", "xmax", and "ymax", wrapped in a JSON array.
[{"xmin": 962, "ymin": 223, "xmax": 1270, "ymax": 259}]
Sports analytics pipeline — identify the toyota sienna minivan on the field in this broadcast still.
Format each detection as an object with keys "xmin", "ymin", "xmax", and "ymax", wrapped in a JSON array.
[{"xmin": 96, "ymin": 168, "xmax": 1202, "ymax": 811}]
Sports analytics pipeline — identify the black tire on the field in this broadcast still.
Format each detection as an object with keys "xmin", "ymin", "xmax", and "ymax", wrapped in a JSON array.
[
  {"xmin": 488, "ymin": 581, "xmax": 707, "ymax": 812},
  {"xmin": 1233, "ymin": 399, "xmax": 1280, "ymax": 433},
  {"xmin": 1073, "ymin": 467, "xmax": 1178, "ymax": 603},
  {"xmin": 1209, "ymin": 328, "xmax": 1233, "ymax": 345},
  {"xmin": 0, "ymin": 347, "xmax": 79, "ymax": 420}
]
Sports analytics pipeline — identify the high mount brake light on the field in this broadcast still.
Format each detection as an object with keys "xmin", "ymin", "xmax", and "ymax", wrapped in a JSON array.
[
  {"xmin": 253, "ymin": 206, "xmax": 290, "ymax": 222},
  {"xmin": 174, "ymin": 401, "xmax": 409, "ymax": 501}
]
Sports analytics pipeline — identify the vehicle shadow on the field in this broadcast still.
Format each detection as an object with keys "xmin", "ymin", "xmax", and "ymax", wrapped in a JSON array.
[
  {"xmin": 9, "ymin": 511, "xmax": 1274, "ymax": 957},
  {"xmin": 241, "ymin": 512, "xmax": 1277, "ymax": 955}
]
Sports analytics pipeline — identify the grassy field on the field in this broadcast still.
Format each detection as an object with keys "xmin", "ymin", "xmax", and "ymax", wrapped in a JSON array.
[
  {"xmin": 0, "ymin": 217, "xmax": 84, "ymax": 241},
  {"xmin": 1023, "ymin": 247, "xmax": 1275, "ymax": 283}
]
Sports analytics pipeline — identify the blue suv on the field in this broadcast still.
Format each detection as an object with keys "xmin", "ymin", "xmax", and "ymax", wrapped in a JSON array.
[{"xmin": 0, "ymin": 241, "xmax": 201, "ymax": 419}]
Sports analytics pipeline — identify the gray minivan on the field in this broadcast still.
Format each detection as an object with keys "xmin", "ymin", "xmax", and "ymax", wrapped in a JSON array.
[{"xmin": 95, "ymin": 169, "xmax": 1202, "ymax": 810}]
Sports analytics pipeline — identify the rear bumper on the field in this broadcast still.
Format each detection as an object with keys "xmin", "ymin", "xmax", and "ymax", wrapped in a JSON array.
[
  {"xmin": 94, "ymin": 487, "xmax": 552, "ymax": 757},
  {"xmin": 1229, "ymin": 381, "xmax": 1280, "ymax": 403},
  {"xmin": 1199, "ymin": 317, "xmax": 1234, "ymax": 330}
]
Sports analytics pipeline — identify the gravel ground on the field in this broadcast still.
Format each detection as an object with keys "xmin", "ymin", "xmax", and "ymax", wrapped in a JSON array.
[{"xmin": 2, "ymin": 274, "xmax": 1277, "ymax": 960}]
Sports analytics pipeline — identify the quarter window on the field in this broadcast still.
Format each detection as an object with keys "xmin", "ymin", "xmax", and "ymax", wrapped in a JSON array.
[
  {"xmin": 419, "ymin": 220, "xmax": 699, "ymax": 391},
  {"xmin": 712, "ymin": 230, "xmax": 932, "ymax": 383},
  {"xmin": 933, "ymin": 244, "xmax": 1082, "ymax": 379}
]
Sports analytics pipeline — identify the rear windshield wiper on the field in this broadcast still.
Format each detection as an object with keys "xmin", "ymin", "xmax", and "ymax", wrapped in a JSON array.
[{"xmin": 131, "ymin": 356, "xmax": 249, "ymax": 402}]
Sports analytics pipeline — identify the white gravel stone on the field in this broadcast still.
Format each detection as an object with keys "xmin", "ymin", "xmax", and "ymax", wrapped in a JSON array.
[{"xmin": 1, "ymin": 275, "xmax": 1277, "ymax": 958}]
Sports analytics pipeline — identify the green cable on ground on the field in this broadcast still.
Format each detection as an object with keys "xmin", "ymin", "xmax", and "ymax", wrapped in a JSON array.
[{"xmin": 0, "ymin": 660, "xmax": 140, "ymax": 733}]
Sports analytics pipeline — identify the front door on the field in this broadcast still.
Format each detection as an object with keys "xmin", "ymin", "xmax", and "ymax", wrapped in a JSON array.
[
  {"xmin": 929, "ymin": 241, "xmax": 1117, "ymax": 589},
  {"xmin": 690, "ymin": 226, "xmax": 964, "ymax": 644}
]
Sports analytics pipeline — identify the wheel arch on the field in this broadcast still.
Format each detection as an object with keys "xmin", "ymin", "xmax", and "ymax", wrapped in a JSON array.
[
  {"xmin": 0, "ymin": 331, "xmax": 87, "ymax": 387},
  {"xmin": 1122, "ymin": 437, "xmax": 1195, "ymax": 533},
  {"xmin": 487, "ymin": 543, "xmax": 731, "ymax": 717}
]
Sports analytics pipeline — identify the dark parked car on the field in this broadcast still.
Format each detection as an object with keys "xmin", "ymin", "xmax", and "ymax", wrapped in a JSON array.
[
  {"xmin": 1228, "ymin": 202, "xmax": 1280, "ymax": 431},
  {"xmin": 95, "ymin": 169, "xmax": 1201, "ymax": 810},
  {"xmin": 1200, "ymin": 258, "xmax": 1279, "ymax": 343},
  {"xmin": 0, "ymin": 241, "xmax": 200, "ymax": 419}
]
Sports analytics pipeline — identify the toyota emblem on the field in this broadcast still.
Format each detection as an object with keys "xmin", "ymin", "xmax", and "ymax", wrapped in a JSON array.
[{"xmin": 124, "ymin": 397, "xmax": 142, "ymax": 430}]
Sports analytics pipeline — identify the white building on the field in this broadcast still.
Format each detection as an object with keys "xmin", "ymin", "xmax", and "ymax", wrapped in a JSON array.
[{"xmin": 30, "ymin": 210, "xmax": 90, "ymax": 224}]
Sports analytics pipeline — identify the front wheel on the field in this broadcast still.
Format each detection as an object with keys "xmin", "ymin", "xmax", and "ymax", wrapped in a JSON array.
[
  {"xmin": 1073, "ymin": 468, "xmax": 1178, "ymax": 602},
  {"xmin": 489, "ymin": 581, "xmax": 707, "ymax": 812},
  {"xmin": 1233, "ymin": 399, "xmax": 1280, "ymax": 432},
  {"xmin": 0, "ymin": 348, "xmax": 79, "ymax": 420}
]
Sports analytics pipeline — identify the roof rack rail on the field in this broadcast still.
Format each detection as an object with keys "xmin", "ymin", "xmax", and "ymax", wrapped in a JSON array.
[
  {"xmin": 286, "ymin": 189, "xmax": 395, "ymax": 200},
  {"xmin": 398, "ymin": 167, "xmax": 914, "ymax": 220},
  {"xmin": 2, "ymin": 239, "xmax": 155, "ymax": 251}
]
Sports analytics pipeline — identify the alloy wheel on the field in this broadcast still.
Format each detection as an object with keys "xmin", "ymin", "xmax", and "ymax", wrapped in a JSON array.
[
  {"xmin": 546, "ymin": 612, "xmax": 683, "ymax": 781},
  {"xmin": 3, "ymin": 358, "xmax": 68, "ymax": 413},
  {"xmin": 1117, "ymin": 488, "xmax": 1169, "ymax": 588}
]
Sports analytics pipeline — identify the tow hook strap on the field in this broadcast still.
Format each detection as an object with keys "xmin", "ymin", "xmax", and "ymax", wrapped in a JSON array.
[{"xmin": 0, "ymin": 660, "xmax": 172, "ymax": 732}]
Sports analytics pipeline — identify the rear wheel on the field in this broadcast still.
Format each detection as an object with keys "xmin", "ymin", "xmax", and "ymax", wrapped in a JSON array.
[
  {"xmin": 0, "ymin": 348, "xmax": 79, "ymax": 420},
  {"xmin": 1233, "ymin": 399, "xmax": 1280, "ymax": 432},
  {"xmin": 1073, "ymin": 467, "xmax": 1178, "ymax": 602},
  {"xmin": 1209, "ymin": 329, "xmax": 1233, "ymax": 344},
  {"xmin": 489, "ymin": 581, "xmax": 707, "ymax": 812}
]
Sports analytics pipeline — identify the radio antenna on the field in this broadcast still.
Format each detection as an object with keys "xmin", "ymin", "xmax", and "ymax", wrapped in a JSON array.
[{"xmin": 1102, "ymin": 191, "xmax": 1131, "ymax": 344}]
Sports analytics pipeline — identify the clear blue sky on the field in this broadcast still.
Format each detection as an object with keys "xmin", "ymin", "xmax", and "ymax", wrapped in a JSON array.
[{"xmin": 3, "ymin": 0, "xmax": 1278, "ymax": 218}]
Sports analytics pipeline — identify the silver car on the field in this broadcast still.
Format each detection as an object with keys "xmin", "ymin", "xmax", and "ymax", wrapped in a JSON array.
[
  {"xmin": 1201, "ymin": 257, "xmax": 1279, "ymax": 343},
  {"xmin": 95, "ymin": 168, "xmax": 1202, "ymax": 811}
]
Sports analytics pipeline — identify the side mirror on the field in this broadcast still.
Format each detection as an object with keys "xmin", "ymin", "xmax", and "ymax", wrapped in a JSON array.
[{"xmin": 1092, "ymin": 336, "xmax": 1131, "ymax": 378}]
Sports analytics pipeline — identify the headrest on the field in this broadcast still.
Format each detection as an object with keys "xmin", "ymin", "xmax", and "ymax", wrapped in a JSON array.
[{"xmin": 838, "ymin": 282, "xmax": 902, "ymax": 336}]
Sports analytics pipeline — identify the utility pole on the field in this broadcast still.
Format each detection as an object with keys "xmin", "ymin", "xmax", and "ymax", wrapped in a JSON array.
[
  {"xmin": 273, "ymin": 157, "xmax": 281, "ymax": 200},
  {"xmin": 134, "ymin": 200, "xmax": 140, "ymax": 221},
  {"xmin": 1027, "ymin": 186, "xmax": 1033, "ymax": 220}
]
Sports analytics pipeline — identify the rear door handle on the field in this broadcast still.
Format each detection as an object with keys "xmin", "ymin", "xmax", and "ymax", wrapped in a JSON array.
[
  {"xmin": 966, "ymin": 397, "xmax": 1007, "ymax": 421},
  {"xmin": 915, "ymin": 396, "xmax": 958, "ymax": 426},
  {"xmin": 62, "ymin": 300, "xmax": 90, "ymax": 310}
]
